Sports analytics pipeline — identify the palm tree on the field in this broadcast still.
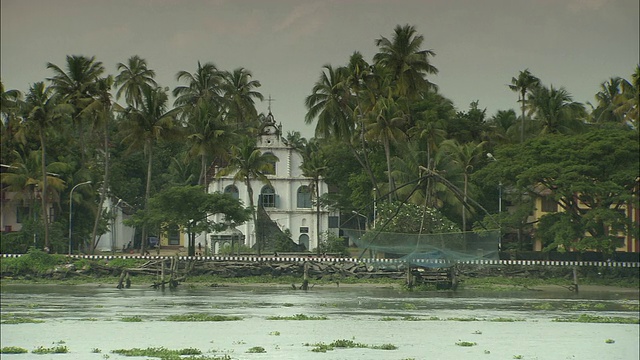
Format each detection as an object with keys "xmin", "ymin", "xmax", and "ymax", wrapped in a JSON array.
[
  {"xmin": 217, "ymin": 137, "xmax": 278, "ymax": 256},
  {"xmin": 614, "ymin": 65, "xmax": 639, "ymax": 127},
  {"xmin": 299, "ymin": 139, "xmax": 328, "ymax": 254},
  {"xmin": 527, "ymin": 85, "xmax": 586, "ymax": 135},
  {"xmin": 305, "ymin": 64, "xmax": 353, "ymax": 139},
  {"xmin": 114, "ymin": 55, "xmax": 157, "ymax": 108},
  {"xmin": 509, "ymin": 69, "xmax": 540, "ymax": 142},
  {"xmin": 487, "ymin": 109, "xmax": 519, "ymax": 144},
  {"xmin": 184, "ymin": 100, "xmax": 234, "ymax": 187},
  {"xmin": 23, "ymin": 82, "xmax": 73, "ymax": 250},
  {"xmin": 365, "ymin": 96, "xmax": 407, "ymax": 202},
  {"xmin": 373, "ymin": 24, "xmax": 438, "ymax": 98},
  {"xmin": 173, "ymin": 61, "xmax": 222, "ymax": 109},
  {"xmin": 80, "ymin": 76, "xmax": 115, "ymax": 253},
  {"xmin": 120, "ymin": 86, "xmax": 179, "ymax": 255},
  {"xmin": 591, "ymin": 77, "xmax": 625, "ymax": 123},
  {"xmin": 47, "ymin": 55, "xmax": 105, "ymax": 164},
  {"xmin": 221, "ymin": 67, "xmax": 263, "ymax": 130},
  {"xmin": 440, "ymin": 140, "xmax": 486, "ymax": 232},
  {"xmin": 1, "ymin": 81, "xmax": 24, "ymax": 164}
]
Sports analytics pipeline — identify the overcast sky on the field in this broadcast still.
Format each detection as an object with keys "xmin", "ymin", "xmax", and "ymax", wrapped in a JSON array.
[{"xmin": 2, "ymin": 0, "xmax": 638, "ymax": 138}]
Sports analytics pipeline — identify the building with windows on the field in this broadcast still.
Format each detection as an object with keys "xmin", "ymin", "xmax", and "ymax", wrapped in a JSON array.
[{"xmin": 207, "ymin": 112, "xmax": 333, "ymax": 253}]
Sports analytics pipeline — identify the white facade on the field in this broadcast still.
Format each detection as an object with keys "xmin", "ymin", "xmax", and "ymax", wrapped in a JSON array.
[{"xmin": 207, "ymin": 112, "xmax": 331, "ymax": 253}]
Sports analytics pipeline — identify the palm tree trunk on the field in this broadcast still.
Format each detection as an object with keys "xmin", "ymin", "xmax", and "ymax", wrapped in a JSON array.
[
  {"xmin": 315, "ymin": 178, "xmax": 321, "ymax": 255},
  {"xmin": 90, "ymin": 115, "xmax": 110, "ymax": 254},
  {"xmin": 245, "ymin": 179, "xmax": 259, "ymax": 256},
  {"xmin": 383, "ymin": 137, "xmax": 395, "ymax": 202},
  {"xmin": 140, "ymin": 139, "xmax": 153, "ymax": 255},
  {"xmin": 520, "ymin": 91, "xmax": 526, "ymax": 143},
  {"xmin": 39, "ymin": 130, "xmax": 49, "ymax": 251}
]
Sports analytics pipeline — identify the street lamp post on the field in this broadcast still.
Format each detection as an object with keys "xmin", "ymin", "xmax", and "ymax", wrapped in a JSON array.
[{"xmin": 68, "ymin": 181, "xmax": 92, "ymax": 255}]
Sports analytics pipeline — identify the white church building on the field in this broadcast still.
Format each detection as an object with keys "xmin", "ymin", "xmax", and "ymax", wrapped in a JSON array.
[{"xmin": 206, "ymin": 111, "xmax": 333, "ymax": 254}]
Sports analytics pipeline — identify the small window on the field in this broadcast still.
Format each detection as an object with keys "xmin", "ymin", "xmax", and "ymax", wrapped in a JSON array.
[
  {"xmin": 263, "ymin": 152, "xmax": 276, "ymax": 175},
  {"xmin": 260, "ymin": 186, "xmax": 276, "ymax": 208},
  {"xmin": 224, "ymin": 185, "xmax": 239, "ymax": 200},
  {"xmin": 300, "ymin": 227, "xmax": 309, "ymax": 233},
  {"xmin": 297, "ymin": 186, "xmax": 312, "ymax": 208},
  {"xmin": 541, "ymin": 197, "xmax": 557, "ymax": 213},
  {"xmin": 328, "ymin": 216, "xmax": 339, "ymax": 229}
]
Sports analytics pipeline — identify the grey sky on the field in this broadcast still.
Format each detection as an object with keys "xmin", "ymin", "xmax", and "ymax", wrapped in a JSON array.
[{"xmin": 2, "ymin": 0, "xmax": 638, "ymax": 138}]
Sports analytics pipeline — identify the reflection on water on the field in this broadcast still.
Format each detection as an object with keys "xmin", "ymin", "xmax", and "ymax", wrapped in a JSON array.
[{"xmin": 1, "ymin": 284, "xmax": 638, "ymax": 360}]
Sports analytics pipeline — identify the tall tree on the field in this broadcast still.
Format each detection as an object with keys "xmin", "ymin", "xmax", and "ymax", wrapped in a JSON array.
[
  {"xmin": 440, "ymin": 139, "xmax": 486, "ymax": 232},
  {"xmin": 373, "ymin": 24, "xmax": 438, "ymax": 98},
  {"xmin": 120, "ymin": 86, "xmax": 179, "ymax": 255},
  {"xmin": 365, "ymin": 96, "xmax": 407, "ymax": 202},
  {"xmin": 217, "ymin": 137, "xmax": 278, "ymax": 256},
  {"xmin": 299, "ymin": 139, "xmax": 328, "ymax": 254},
  {"xmin": 173, "ymin": 61, "xmax": 221, "ymax": 109},
  {"xmin": 114, "ymin": 55, "xmax": 157, "ymax": 108},
  {"xmin": 305, "ymin": 64, "xmax": 353, "ymax": 139},
  {"xmin": 509, "ymin": 69, "xmax": 540, "ymax": 142},
  {"xmin": 81, "ymin": 76, "xmax": 115, "ymax": 253},
  {"xmin": 614, "ymin": 65, "xmax": 639, "ymax": 127},
  {"xmin": 23, "ymin": 82, "xmax": 73, "ymax": 250},
  {"xmin": 47, "ymin": 55, "xmax": 105, "ymax": 164}
]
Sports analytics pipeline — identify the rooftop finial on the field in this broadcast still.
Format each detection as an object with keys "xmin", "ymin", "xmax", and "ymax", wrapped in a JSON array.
[{"xmin": 267, "ymin": 94, "xmax": 275, "ymax": 113}]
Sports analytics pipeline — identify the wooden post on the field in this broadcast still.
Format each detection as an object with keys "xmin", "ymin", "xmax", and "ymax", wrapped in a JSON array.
[
  {"xmin": 450, "ymin": 265, "xmax": 458, "ymax": 290},
  {"xmin": 405, "ymin": 265, "xmax": 414, "ymax": 288},
  {"xmin": 572, "ymin": 267, "xmax": 579, "ymax": 293},
  {"xmin": 161, "ymin": 260, "xmax": 166, "ymax": 290},
  {"xmin": 301, "ymin": 261, "xmax": 309, "ymax": 290}
]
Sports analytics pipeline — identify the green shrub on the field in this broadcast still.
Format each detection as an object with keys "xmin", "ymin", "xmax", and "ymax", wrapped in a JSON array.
[{"xmin": 0, "ymin": 346, "xmax": 28, "ymax": 354}]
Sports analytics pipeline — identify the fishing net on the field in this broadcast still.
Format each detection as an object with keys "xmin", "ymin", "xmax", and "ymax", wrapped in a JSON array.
[{"xmin": 344, "ymin": 229, "xmax": 500, "ymax": 267}]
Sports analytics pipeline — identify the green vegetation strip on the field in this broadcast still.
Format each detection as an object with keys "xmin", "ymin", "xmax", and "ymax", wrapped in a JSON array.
[
  {"xmin": 0, "ymin": 317, "xmax": 45, "ymax": 324},
  {"xmin": 32, "ymin": 345, "xmax": 69, "ymax": 354},
  {"xmin": 164, "ymin": 314, "xmax": 242, "ymax": 322},
  {"xmin": 267, "ymin": 314, "xmax": 328, "ymax": 320},
  {"xmin": 305, "ymin": 339, "xmax": 398, "ymax": 353},
  {"xmin": 112, "ymin": 347, "xmax": 201, "ymax": 357},
  {"xmin": 0, "ymin": 346, "xmax": 28, "ymax": 354},
  {"xmin": 552, "ymin": 314, "xmax": 638, "ymax": 324}
]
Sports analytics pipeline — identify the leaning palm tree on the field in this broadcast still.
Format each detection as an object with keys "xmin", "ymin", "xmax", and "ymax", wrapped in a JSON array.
[
  {"xmin": 23, "ymin": 82, "xmax": 73, "ymax": 250},
  {"xmin": 114, "ymin": 55, "xmax": 157, "ymax": 108},
  {"xmin": 119, "ymin": 86, "xmax": 179, "ymax": 255},
  {"xmin": 217, "ymin": 137, "xmax": 278, "ymax": 256},
  {"xmin": 509, "ymin": 69, "xmax": 540, "ymax": 142},
  {"xmin": 220, "ymin": 67, "xmax": 263, "ymax": 130},
  {"xmin": 373, "ymin": 24, "xmax": 438, "ymax": 99}
]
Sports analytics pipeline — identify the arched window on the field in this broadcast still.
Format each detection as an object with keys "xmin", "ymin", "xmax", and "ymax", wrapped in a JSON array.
[
  {"xmin": 298, "ymin": 234, "xmax": 310, "ymax": 250},
  {"xmin": 260, "ymin": 185, "xmax": 276, "ymax": 208},
  {"xmin": 224, "ymin": 185, "xmax": 239, "ymax": 200},
  {"xmin": 263, "ymin": 152, "xmax": 276, "ymax": 175},
  {"xmin": 297, "ymin": 185, "xmax": 312, "ymax": 208}
]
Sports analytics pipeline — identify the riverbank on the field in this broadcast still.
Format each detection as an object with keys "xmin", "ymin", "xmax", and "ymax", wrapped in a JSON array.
[{"xmin": 1, "ymin": 251, "xmax": 638, "ymax": 295}]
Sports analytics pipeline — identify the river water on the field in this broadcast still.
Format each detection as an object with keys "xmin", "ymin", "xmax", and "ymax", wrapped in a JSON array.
[{"xmin": 1, "ymin": 284, "xmax": 638, "ymax": 360}]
